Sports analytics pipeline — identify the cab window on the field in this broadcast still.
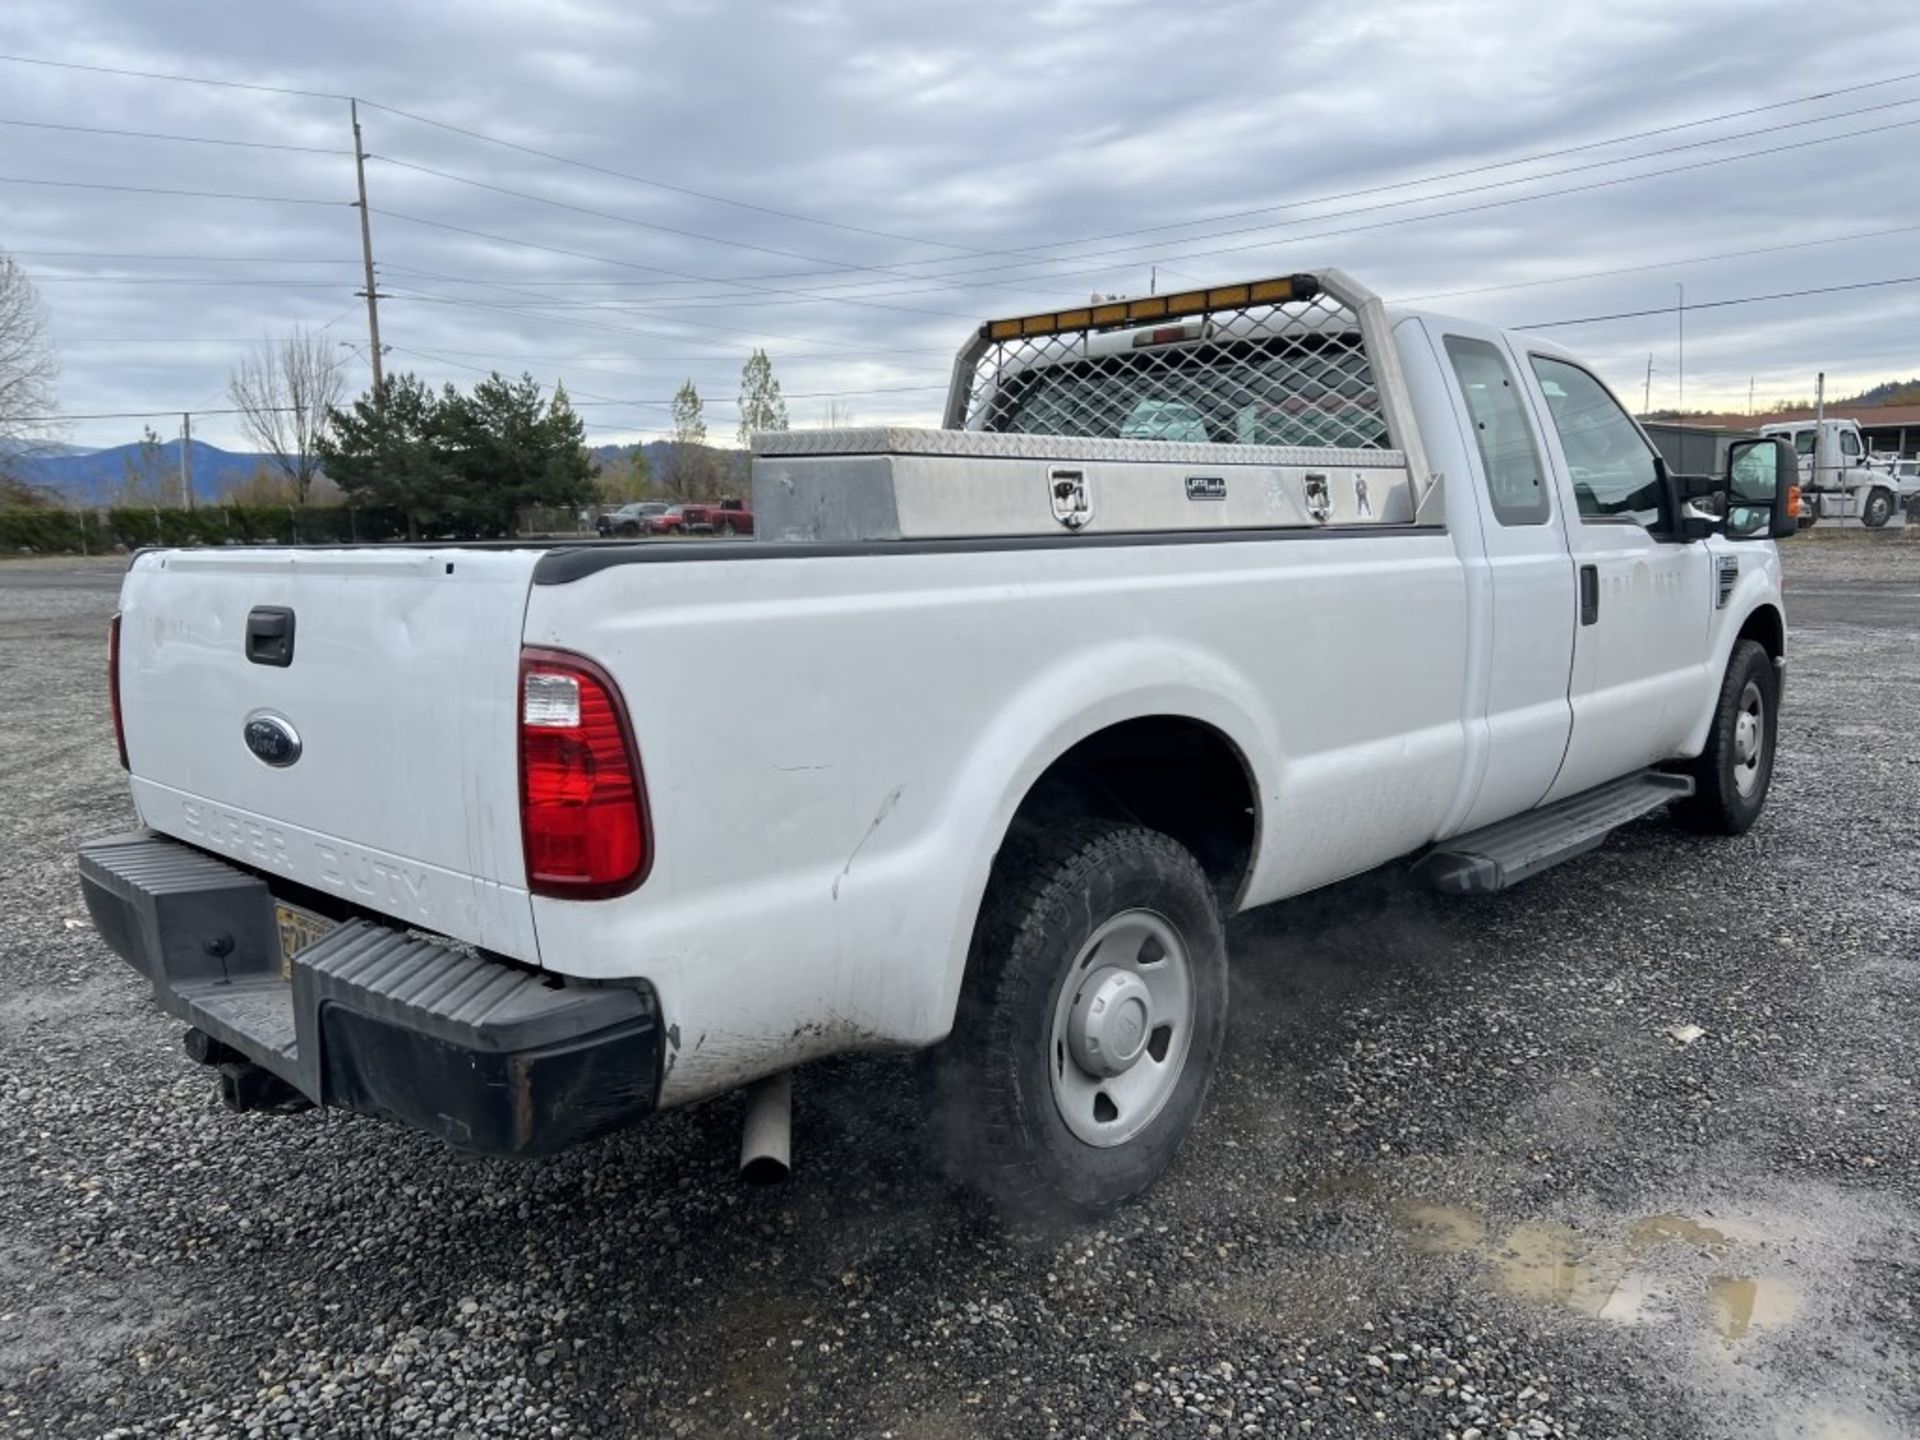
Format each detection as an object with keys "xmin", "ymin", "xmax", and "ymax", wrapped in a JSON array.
[
  {"xmin": 1443, "ymin": 335, "xmax": 1550, "ymax": 526},
  {"xmin": 1529, "ymin": 356, "xmax": 1666, "ymax": 529},
  {"xmin": 1840, "ymin": 428, "xmax": 1862, "ymax": 458},
  {"xmin": 1793, "ymin": 430, "xmax": 1815, "ymax": 456}
]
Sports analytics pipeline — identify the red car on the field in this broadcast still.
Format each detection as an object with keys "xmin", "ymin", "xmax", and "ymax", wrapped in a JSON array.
[
  {"xmin": 644, "ymin": 505, "xmax": 695, "ymax": 536},
  {"xmin": 710, "ymin": 498, "xmax": 754, "ymax": 537}
]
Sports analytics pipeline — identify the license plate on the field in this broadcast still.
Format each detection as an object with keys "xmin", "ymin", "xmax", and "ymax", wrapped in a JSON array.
[{"xmin": 274, "ymin": 902, "xmax": 336, "ymax": 979}]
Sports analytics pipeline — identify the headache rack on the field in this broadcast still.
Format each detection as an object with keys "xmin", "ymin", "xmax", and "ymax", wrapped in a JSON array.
[{"xmin": 752, "ymin": 269, "xmax": 1437, "ymax": 542}]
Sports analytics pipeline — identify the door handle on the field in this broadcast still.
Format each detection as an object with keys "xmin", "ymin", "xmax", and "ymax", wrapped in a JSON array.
[{"xmin": 1578, "ymin": 565, "xmax": 1599, "ymax": 626}]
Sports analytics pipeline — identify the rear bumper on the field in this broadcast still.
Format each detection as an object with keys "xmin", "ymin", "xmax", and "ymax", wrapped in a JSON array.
[{"xmin": 78, "ymin": 831, "xmax": 660, "ymax": 1156}]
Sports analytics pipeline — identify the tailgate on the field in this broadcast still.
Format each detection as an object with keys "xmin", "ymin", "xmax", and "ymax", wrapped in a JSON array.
[{"xmin": 116, "ymin": 547, "xmax": 543, "ymax": 961}]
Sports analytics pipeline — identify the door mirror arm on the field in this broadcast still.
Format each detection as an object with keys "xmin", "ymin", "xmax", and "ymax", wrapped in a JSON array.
[{"xmin": 1655, "ymin": 457, "xmax": 1722, "ymax": 542}]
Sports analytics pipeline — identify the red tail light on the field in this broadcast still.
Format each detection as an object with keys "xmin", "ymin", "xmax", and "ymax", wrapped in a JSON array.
[
  {"xmin": 108, "ymin": 612, "xmax": 129, "ymax": 770},
  {"xmin": 519, "ymin": 647, "xmax": 649, "ymax": 898}
]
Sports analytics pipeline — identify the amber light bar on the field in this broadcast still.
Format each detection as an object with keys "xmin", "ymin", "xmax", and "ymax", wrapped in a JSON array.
[{"xmin": 981, "ymin": 274, "xmax": 1321, "ymax": 342}]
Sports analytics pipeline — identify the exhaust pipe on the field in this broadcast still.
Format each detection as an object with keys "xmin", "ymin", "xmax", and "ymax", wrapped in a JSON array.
[{"xmin": 738, "ymin": 1071, "xmax": 793, "ymax": 1184}]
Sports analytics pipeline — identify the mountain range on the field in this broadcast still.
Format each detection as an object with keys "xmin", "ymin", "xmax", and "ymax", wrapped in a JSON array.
[
  {"xmin": 3, "ymin": 439, "xmax": 275, "ymax": 506},
  {"xmin": 4, "ymin": 436, "xmax": 748, "ymax": 507}
]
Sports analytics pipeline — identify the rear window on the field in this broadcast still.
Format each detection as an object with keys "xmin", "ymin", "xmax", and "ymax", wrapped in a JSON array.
[{"xmin": 983, "ymin": 334, "xmax": 1391, "ymax": 451}]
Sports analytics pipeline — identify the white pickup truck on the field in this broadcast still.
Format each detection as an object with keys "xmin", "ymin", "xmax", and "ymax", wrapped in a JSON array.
[{"xmin": 81, "ymin": 271, "xmax": 1796, "ymax": 1216}]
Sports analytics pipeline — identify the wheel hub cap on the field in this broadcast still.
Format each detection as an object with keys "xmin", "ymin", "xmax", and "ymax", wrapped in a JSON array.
[
  {"xmin": 1733, "ymin": 680, "xmax": 1765, "ymax": 797},
  {"xmin": 1067, "ymin": 967, "xmax": 1154, "ymax": 1077},
  {"xmin": 1047, "ymin": 909, "xmax": 1196, "ymax": 1148}
]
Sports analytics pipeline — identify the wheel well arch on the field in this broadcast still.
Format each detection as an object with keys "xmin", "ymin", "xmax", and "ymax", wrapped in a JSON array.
[
  {"xmin": 1002, "ymin": 714, "xmax": 1260, "ymax": 907},
  {"xmin": 1737, "ymin": 602, "xmax": 1784, "ymax": 663}
]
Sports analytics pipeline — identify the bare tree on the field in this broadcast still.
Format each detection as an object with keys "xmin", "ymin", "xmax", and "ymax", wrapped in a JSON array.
[
  {"xmin": 0, "ymin": 253, "xmax": 58, "ymax": 457},
  {"xmin": 228, "ymin": 327, "xmax": 345, "ymax": 504}
]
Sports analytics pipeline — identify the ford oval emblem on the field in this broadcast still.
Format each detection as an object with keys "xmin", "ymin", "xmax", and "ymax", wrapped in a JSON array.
[{"xmin": 243, "ymin": 712, "xmax": 302, "ymax": 768}]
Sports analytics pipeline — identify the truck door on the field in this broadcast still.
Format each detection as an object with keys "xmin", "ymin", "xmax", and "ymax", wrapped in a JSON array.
[
  {"xmin": 1521, "ymin": 353, "xmax": 1712, "ymax": 801},
  {"xmin": 1429, "ymin": 325, "xmax": 1576, "ymax": 829}
]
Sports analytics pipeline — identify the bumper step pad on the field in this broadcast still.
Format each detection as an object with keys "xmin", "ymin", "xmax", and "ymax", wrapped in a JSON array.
[{"xmin": 79, "ymin": 832, "xmax": 659, "ymax": 1155}]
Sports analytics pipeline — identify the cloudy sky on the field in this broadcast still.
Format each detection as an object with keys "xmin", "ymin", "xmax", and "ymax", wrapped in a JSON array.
[{"xmin": 2, "ymin": 0, "xmax": 1918, "ymax": 452}]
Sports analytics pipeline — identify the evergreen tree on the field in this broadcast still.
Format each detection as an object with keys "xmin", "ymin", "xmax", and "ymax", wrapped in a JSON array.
[
  {"xmin": 438, "ymin": 374, "xmax": 594, "ymax": 537},
  {"xmin": 736, "ymin": 348, "xmax": 788, "ymax": 447},
  {"xmin": 318, "ymin": 371, "xmax": 593, "ymax": 539},
  {"xmin": 317, "ymin": 374, "xmax": 455, "ymax": 539}
]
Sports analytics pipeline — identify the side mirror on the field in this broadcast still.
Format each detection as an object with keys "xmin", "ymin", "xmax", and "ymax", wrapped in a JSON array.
[{"xmin": 1726, "ymin": 436, "xmax": 1799, "ymax": 540}]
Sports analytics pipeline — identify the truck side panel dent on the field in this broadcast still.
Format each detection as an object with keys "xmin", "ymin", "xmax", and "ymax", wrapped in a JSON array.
[{"xmin": 521, "ymin": 533, "xmax": 1470, "ymax": 1106}]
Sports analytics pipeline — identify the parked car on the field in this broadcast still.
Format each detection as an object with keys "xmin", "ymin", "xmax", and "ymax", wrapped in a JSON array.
[
  {"xmin": 597, "ymin": 501, "xmax": 667, "ymax": 537},
  {"xmin": 81, "ymin": 267, "xmax": 1795, "ymax": 1216},
  {"xmin": 710, "ymin": 497, "xmax": 754, "ymax": 536},
  {"xmin": 646, "ymin": 505, "xmax": 695, "ymax": 535}
]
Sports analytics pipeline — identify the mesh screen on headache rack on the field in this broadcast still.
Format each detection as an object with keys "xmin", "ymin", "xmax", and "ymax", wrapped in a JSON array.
[{"xmin": 960, "ymin": 286, "xmax": 1391, "ymax": 453}]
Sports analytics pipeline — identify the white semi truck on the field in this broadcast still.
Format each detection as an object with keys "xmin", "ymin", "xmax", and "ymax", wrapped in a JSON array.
[
  {"xmin": 81, "ymin": 271, "xmax": 1797, "ymax": 1215},
  {"xmin": 1759, "ymin": 416, "xmax": 1916, "ymax": 529}
]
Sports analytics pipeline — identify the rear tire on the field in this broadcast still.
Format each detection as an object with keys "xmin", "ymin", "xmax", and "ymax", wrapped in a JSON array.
[
  {"xmin": 1676, "ymin": 639, "xmax": 1778, "ymax": 836},
  {"xmin": 931, "ymin": 820, "xmax": 1227, "ymax": 1218}
]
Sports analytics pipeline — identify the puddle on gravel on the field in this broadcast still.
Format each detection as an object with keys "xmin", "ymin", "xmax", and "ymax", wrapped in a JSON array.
[
  {"xmin": 1391, "ymin": 1201, "xmax": 1801, "ymax": 1343},
  {"xmin": 1707, "ymin": 1274, "xmax": 1801, "ymax": 1340}
]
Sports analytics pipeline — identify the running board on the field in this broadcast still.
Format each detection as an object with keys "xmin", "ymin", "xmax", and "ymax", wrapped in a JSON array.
[{"xmin": 1413, "ymin": 770, "xmax": 1694, "ymax": 895}]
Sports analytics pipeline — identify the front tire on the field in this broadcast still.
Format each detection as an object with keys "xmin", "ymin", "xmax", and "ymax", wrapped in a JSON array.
[
  {"xmin": 1863, "ymin": 487, "xmax": 1894, "ymax": 530},
  {"xmin": 1676, "ymin": 639, "xmax": 1779, "ymax": 835},
  {"xmin": 932, "ymin": 820, "xmax": 1227, "ymax": 1218}
]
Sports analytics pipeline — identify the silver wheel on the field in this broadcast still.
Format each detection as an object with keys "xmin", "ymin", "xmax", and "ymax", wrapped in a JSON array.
[
  {"xmin": 1732, "ymin": 679, "xmax": 1765, "ymax": 798},
  {"xmin": 1048, "ymin": 909, "xmax": 1195, "ymax": 1148}
]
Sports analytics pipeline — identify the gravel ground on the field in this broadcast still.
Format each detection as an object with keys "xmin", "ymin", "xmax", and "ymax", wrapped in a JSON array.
[{"xmin": 0, "ymin": 537, "xmax": 1914, "ymax": 1440}]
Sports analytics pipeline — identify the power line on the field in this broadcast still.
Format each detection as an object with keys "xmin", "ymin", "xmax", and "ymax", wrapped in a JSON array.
[
  {"xmin": 9, "ymin": 406, "xmax": 298, "ymax": 422},
  {"xmin": 358, "ymin": 89, "xmax": 1920, "ymax": 321},
  {"xmin": 0, "ymin": 51, "xmax": 999, "ymax": 262},
  {"xmin": 1005, "ymin": 70, "xmax": 1920, "ymax": 254},
  {"xmin": 1517, "ymin": 273, "xmax": 1920, "ymax": 329},
  {"xmin": 13, "ymin": 45, "xmax": 1916, "ymax": 337},
  {"xmin": 0, "ymin": 174, "xmax": 340, "ymax": 205},
  {"xmin": 11, "ymin": 249, "xmax": 361, "ymax": 265},
  {"xmin": 368, "ymin": 156, "xmax": 976, "ymax": 318},
  {"xmin": 0, "ymin": 52, "xmax": 347, "ymax": 100},
  {"xmin": 1396, "ymin": 222, "xmax": 1920, "ymax": 305},
  {"xmin": 16, "ymin": 45, "xmax": 1910, "ymax": 312},
  {"xmin": 385, "ymin": 285, "xmax": 886, "ymax": 352},
  {"xmin": 355, "ymin": 99, "xmax": 1015, "ymax": 260},
  {"xmin": 0, "ymin": 115, "xmax": 349, "ymax": 154},
  {"xmin": 355, "ymin": 80, "xmax": 1920, "ymax": 311},
  {"xmin": 369, "ymin": 67, "xmax": 1920, "ymax": 276},
  {"xmin": 29, "ymin": 276, "xmax": 355, "ymax": 287},
  {"xmin": 672, "ymin": 104, "xmax": 1920, "ymax": 305},
  {"xmin": 895, "ymin": 111, "xmax": 1920, "ymax": 301}
]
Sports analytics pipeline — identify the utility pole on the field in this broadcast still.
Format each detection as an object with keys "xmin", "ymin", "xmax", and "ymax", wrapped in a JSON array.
[
  {"xmin": 1747, "ymin": 375, "xmax": 1755, "ymax": 416},
  {"xmin": 1149, "ymin": 265, "xmax": 1157, "ymax": 296},
  {"xmin": 180, "ymin": 412, "xmax": 193, "ymax": 510},
  {"xmin": 1675, "ymin": 282, "xmax": 1685, "ymax": 414},
  {"xmin": 1644, "ymin": 354, "xmax": 1653, "ymax": 415},
  {"xmin": 1815, "ymin": 371, "xmax": 1826, "ymax": 490},
  {"xmin": 350, "ymin": 99, "xmax": 385, "ymax": 397}
]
